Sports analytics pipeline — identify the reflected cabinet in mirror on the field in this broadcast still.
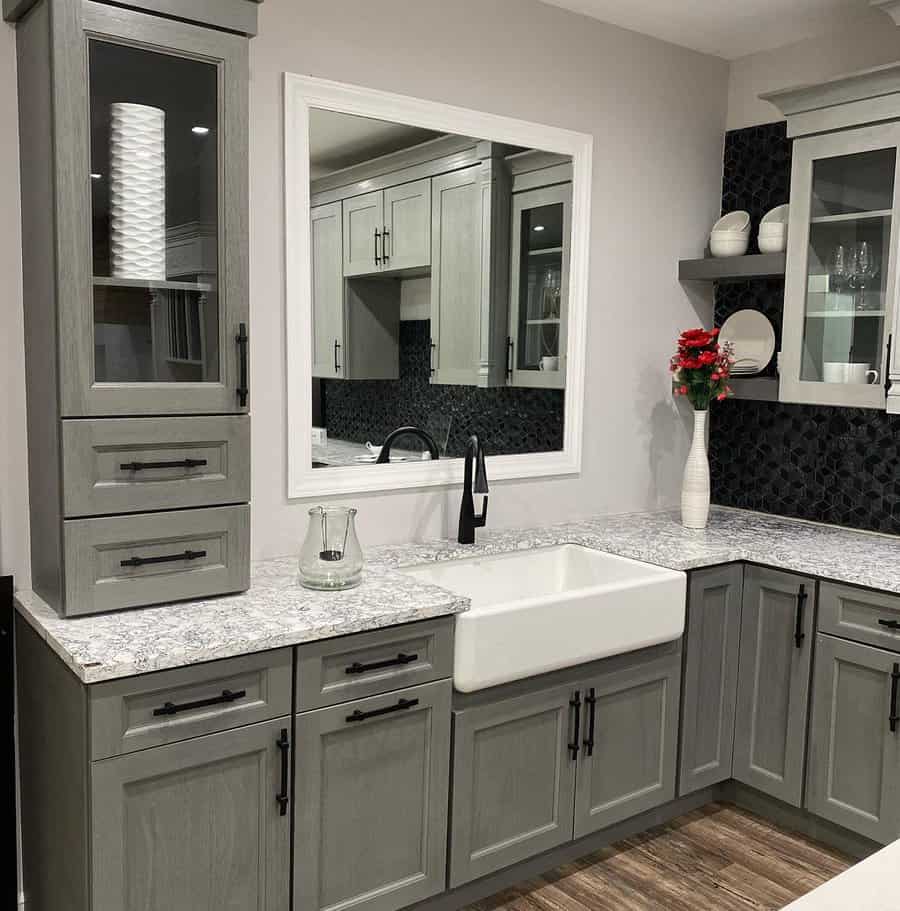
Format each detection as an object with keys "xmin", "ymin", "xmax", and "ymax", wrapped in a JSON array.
[{"xmin": 285, "ymin": 76, "xmax": 591, "ymax": 496}]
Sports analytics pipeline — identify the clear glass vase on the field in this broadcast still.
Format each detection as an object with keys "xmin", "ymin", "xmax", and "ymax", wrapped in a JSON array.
[{"xmin": 298, "ymin": 506, "xmax": 363, "ymax": 590}]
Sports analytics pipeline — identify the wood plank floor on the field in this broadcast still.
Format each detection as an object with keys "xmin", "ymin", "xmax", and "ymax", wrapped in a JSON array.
[{"xmin": 464, "ymin": 803, "xmax": 855, "ymax": 911}]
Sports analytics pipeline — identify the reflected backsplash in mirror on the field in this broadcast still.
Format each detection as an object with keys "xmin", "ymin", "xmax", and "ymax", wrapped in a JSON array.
[{"xmin": 307, "ymin": 108, "xmax": 571, "ymax": 468}]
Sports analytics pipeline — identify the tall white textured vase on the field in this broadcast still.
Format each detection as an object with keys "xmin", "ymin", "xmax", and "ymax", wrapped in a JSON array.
[
  {"xmin": 109, "ymin": 102, "xmax": 166, "ymax": 280},
  {"xmin": 681, "ymin": 408, "xmax": 710, "ymax": 529}
]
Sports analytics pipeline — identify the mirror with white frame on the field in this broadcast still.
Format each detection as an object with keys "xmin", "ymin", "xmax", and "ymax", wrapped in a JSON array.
[{"xmin": 284, "ymin": 76, "xmax": 592, "ymax": 497}]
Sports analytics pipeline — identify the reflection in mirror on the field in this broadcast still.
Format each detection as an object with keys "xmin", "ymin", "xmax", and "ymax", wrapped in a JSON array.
[{"xmin": 306, "ymin": 109, "xmax": 572, "ymax": 469}]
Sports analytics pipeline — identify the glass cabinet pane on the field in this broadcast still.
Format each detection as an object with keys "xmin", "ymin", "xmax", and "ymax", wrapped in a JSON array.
[
  {"xmin": 800, "ymin": 148, "xmax": 895, "ymax": 387},
  {"xmin": 516, "ymin": 201, "xmax": 564, "ymax": 373},
  {"xmin": 89, "ymin": 40, "xmax": 219, "ymax": 384}
]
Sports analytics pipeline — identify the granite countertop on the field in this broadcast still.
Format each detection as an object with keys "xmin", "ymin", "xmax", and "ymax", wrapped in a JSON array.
[
  {"xmin": 312, "ymin": 437, "xmax": 427, "ymax": 468},
  {"xmin": 15, "ymin": 506, "xmax": 900, "ymax": 684}
]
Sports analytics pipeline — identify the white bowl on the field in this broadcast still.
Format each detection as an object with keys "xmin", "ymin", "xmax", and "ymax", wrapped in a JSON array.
[
  {"xmin": 710, "ymin": 234, "xmax": 750, "ymax": 257},
  {"xmin": 761, "ymin": 204, "xmax": 789, "ymax": 226},
  {"xmin": 712, "ymin": 229, "xmax": 753, "ymax": 239},
  {"xmin": 712, "ymin": 211, "xmax": 751, "ymax": 234},
  {"xmin": 758, "ymin": 233, "xmax": 787, "ymax": 253},
  {"xmin": 758, "ymin": 224, "xmax": 787, "ymax": 236}
]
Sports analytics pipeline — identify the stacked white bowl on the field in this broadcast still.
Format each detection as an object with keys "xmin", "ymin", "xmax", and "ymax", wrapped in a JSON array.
[
  {"xmin": 758, "ymin": 204, "xmax": 789, "ymax": 253},
  {"xmin": 710, "ymin": 211, "xmax": 750, "ymax": 258}
]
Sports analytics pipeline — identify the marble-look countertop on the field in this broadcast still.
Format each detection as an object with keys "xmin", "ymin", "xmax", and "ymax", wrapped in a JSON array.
[
  {"xmin": 15, "ymin": 506, "xmax": 900, "ymax": 684},
  {"xmin": 312, "ymin": 437, "xmax": 427, "ymax": 468}
]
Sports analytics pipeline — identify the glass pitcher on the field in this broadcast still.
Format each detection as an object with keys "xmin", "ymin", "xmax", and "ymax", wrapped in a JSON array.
[{"xmin": 298, "ymin": 506, "xmax": 363, "ymax": 590}]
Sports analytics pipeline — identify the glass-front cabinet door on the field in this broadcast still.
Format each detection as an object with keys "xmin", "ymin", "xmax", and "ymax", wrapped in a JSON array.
[
  {"xmin": 781, "ymin": 123, "xmax": 900, "ymax": 409},
  {"xmin": 507, "ymin": 183, "xmax": 572, "ymax": 389},
  {"xmin": 59, "ymin": 2, "xmax": 248, "ymax": 416}
]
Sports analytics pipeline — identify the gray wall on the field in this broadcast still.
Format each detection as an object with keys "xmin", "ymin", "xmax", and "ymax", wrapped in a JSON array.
[{"xmin": 0, "ymin": 0, "xmax": 729, "ymax": 581}]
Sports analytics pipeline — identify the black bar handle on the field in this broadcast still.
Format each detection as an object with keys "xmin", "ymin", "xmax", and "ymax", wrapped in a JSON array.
[
  {"xmin": 374, "ymin": 228, "xmax": 381, "ymax": 265},
  {"xmin": 794, "ymin": 584, "xmax": 807, "ymax": 649},
  {"xmin": 878, "ymin": 618, "xmax": 900, "ymax": 631},
  {"xmin": 236, "ymin": 322, "xmax": 248, "ymax": 407},
  {"xmin": 120, "ymin": 549, "xmax": 206, "ymax": 569},
  {"xmin": 152, "ymin": 688, "xmax": 246, "ymax": 717},
  {"xmin": 334, "ymin": 339, "xmax": 341, "ymax": 374},
  {"xmin": 276, "ymin": 727, "xmax": 290, "ymax": 816},
  {"xmin": 583, "ymin": 688, "xmax": 596, "ymax": 757},
  {"xmin": 429, "ymin": 339, "xmax": 436, "ymax": 377},
  {"xmin": 890, "ymin": 663, "xmax": 900, "ymax": 734},
  {"xmin": 120, "ymin": 458, "xmax": 208, "ymax": 472},
  {"xmin": 568, "ymin": 690, "xmax": 581, "ymax": 761},
  {"xmin": 382, "ymin": 227, "xmax": 390, "ymax": 264},
  {"xmin": 886, "ymin": 334, "xmax": 893, "ymax": 395},
  {"xmin": 345, "ymin": 652, "xmax": 418, "ymax": 675},
  {"xmin": 506, "ymin": 337, "xmax": 514, "ymax": 380},
  {"xmin": 346, "ymin": 697, "xmax": 418, "ymax": 723}
]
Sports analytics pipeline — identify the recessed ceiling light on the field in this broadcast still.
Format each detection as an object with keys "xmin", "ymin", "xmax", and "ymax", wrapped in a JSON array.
[
  {"xmin": 90, "ymin": 173, "xmax": 102, "ymax": 180},
  {"xmin": 533, "ymin": 225, "xmax": 545, "ymax": 232},
  {"xmin": 192, "ymin": 126, "xmax": 210, "ymax": 135}
]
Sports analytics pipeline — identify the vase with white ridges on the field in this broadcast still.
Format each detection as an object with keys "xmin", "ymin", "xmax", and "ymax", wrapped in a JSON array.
[
  {"xmin": 681, "ymin": 408, "xmax": 710, "ymax": 529},
  {"xmin": 109, "ymin": 103, "xmax": 166, "ymax": 280}
]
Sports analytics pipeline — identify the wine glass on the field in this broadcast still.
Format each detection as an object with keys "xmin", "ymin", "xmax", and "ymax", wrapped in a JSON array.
[
  {"xmin": 850, "ymin": 241, "xmax": 879, "ymax": 312},
  {"xmin": 828, "ymin": 244, "xmax": 850, "ymax": 311}
]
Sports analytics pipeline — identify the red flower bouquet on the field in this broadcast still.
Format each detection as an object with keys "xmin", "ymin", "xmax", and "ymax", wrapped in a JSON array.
[{"xmin": 670, "ymin": 328, "xmax": 733, "ymax": 410}]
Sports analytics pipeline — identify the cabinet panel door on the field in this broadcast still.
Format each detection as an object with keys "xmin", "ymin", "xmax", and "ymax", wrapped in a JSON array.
[
  {"xmin": 343, "ymin": 191, "xmax": 384, "ymax": 277},
  {"xmin": 733, "ymin": 567, "xmax": 815, "ymax": 806},
  {"xmin": 574, "ymin": 652, "xmax": 681, "ymax": 838},
  {"xmin": 449, "ymin": 684, "xmax": 576, "ymax": 888},
  {"xmin": 384, "ymin": 179, "xmax": 431, "ymax": 271},
  {"xmin": 311, "ymin": 202, "xmax": 345, "ymax": 378},
  {"xmin": 807, "ymin": 635, "xmax": 900, "ymax": 844},
  {"xmin": 294, "ymin": 681, "xmax": 451, "ymax": 911},
  {"xmin": 430, "ymin": 165, "xmax": 483, "ymax": 385},
  {"xmin": 63, "ymin": 3, "xmax": 250, "ymax": 416},
  {"xmin": 679, "ymin": 565, "xmax": 744, "ymax": 796},
  {"xmin": 91, "ymin": 718, "xmax": 291, "ymax": 911}
]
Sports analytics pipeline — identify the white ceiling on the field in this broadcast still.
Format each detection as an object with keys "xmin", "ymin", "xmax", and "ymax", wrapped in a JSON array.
[{"xmin": 539, "ymin": 0, "xmax": 877, "ymax": 59}]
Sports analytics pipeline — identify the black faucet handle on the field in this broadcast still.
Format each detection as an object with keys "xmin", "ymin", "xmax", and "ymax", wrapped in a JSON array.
[
  {"xmin": 474, "ymin": 444, "xmax": 489, "ymax": 495},
  {"xmin": 475, "ymin": 496, "xmax": 488, "ymax": 528}
]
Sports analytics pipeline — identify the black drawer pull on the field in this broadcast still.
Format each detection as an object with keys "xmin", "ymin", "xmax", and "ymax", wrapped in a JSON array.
[
  {"xmin": 568, "ymin": 690, "xmax": 581, "ymax": 761},
  {"xmin": 334, "ymin": 339, "xmax": 341, "ymax": 374},
  {"xmin": 890, "ymin": 664, "xmax": 899, "ymax": 734},
  {"xmin": 345, "ymin": 652, "xmax": 418, "ymax": 675},
  {"xmin": 506, "ymin": 337, "xmax": 514, "ymax": 380},
  {"xmin": 120, "ymin": 458, "xmax": 208, "ymax": 472},
  {"xmin": 152, "ymin": 688, "xmax": 246, "ymax": 717},
  {"xmin": 346, "ymin": 697, "xmax": 418, "ymax": 723},
  {"xmin": 794, "ymin": 584, "xmax": 808, "ymax": 649},
  {"xmin": 878, "ymin": 618, "xmax": 900, "ymax": 631},
  {"xmin": 236, "ymin": 322, "xmax": 249, "ymax": 407},
  {"xmin": 120, "ymin": 549, "xmax": 206, "ymax": 568},
  {"xmin": 374, "ymin": 228, "xmax": 382, "ymax": 265},
  {"xmin": 583, "ymin": 687, "xmax": 596, "ymax": 757},
  {"xmin": 276, "ymin": 727, "xmax": 290, "ymax": 816}
]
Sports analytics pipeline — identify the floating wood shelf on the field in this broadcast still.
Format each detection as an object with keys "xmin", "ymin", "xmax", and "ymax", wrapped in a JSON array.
[
  {"xmin": 93, "ymin": 276, "xmax": 213, "ymax": 292},
  {"xmin": 678, "ymin": 253, "xmax": 786, "ymax": 283}
]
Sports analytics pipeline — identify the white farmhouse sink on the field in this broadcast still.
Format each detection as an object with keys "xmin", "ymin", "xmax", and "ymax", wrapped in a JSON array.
[{"xmin": 402, "ymin": 544, "xmax": 686, "ymax": 692}]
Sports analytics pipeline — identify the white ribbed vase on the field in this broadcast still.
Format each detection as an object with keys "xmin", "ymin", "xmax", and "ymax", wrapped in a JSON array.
[
  {"xmin": 109, "ymin": 103, "xmax": 166, "ymax": 280},
  {"xmin": 681, "ymin": 408, "xmax": 710, "ymax": 529}
]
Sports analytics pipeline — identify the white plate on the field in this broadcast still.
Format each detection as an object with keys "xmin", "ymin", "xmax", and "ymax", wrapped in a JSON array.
[{"xmin": 719, "ymin": 310, "xmax": 776, "ymax": 376}]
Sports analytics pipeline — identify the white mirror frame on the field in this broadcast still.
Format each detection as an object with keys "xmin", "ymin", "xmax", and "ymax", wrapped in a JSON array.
[{"xmin": 284, "ymin": 74, "xmax": 593, "ymax": 498}]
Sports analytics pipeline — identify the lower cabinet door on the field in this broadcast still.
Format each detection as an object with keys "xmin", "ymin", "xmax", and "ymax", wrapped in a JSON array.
[
  {"xmin": 294, "ymin": 680, "xmax": 451, "ymax": 911},
  {"xmin": 806, "ymin": 635, "xmax": 900, "ymax": 844},
  {"xmin": 732, "ymin": 567, "xmax": 815, "ymax": 807},
  {"xmin": 678, "ymin": 565, "xmax": 743, "ymax": 796},
  {"xmin": 91, "ymin": 717, "xmax": 291, "ymax": 911},
  {"xmin": 449, "ymin": 684, "xmax": 577, "ymax": 888},
  {"xmin": 574, "ymin": 652, "xmax": 681, "ymax": 839}
]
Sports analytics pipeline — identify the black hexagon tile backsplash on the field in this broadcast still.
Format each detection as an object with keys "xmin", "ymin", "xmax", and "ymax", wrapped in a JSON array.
[{"xmin": 711, "ymin": 121, "xmax": 900, "ymax": 534}]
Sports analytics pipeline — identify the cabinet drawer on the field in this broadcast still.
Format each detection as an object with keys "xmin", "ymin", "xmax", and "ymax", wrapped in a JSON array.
[
  {"xmin": 62, "ymin": 504, "xmax": 250, "ymax": 616},
  {"xmin": 90, "ymin": 649, "xmax": 293, "ymax": 760},
  {"xmin": 819, "ymin": 583, "xmax": 900, "ymax": 653},
  {"xmin": 295, "ymin": 617, "xmax": 453, "ymax": 710},
  {"xmin": 62, "ymin": 416, "xmax": 250, "ymax": 517}
]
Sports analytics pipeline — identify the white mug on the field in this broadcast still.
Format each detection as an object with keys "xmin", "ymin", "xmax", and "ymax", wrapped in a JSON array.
[
  {"xmin": 823, "ymin": 362, "xmax": 879, "ymax": 384},
  {"xmin": 539, "ymin": 356, "xmax": 559, "ymax": 372}
]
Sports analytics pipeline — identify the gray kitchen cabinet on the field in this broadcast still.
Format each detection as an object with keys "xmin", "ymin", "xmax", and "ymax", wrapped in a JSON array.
[
  {"xmin": 92, "ymin": 717, "xmax": 291, "ymax": 911},
  {"xmin": 430, "ymin": 150, "xmax": 510, "ymax": 387},
  {"xmin": 733, "ymin": 566, "xmax": 816, "ymax": 807},
  {"xmin": 806, "ymin": 634, "xmax": 900, "ymax": 843},
  {"xmin": 449, "ymin": 684, "xmax": 577, "ymax": 887},
  {"xmin": 678, "ymin": 565, "xmax": 744, "ymax": 796},
  {"xmin": 294, "ymin": 680, "xmax": 452, "ymax": 911},
  {"xmin": 384, "ymin": 178, "xmax": 432, "ymax": 271},
  {"xmin": 343, "ymin": 190, "xmax": 385, "ymax": 277},
  {"xmin": 311, "ymin": 202, "xmax": 346, "ymax": 378},
  {"xmin": 574, "ymin": 649, "xmax": 681, "ymax": 838}
]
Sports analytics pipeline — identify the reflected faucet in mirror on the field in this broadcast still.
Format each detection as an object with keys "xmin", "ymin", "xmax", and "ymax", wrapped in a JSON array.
[
  {"xmin": 375, "ymin": 426, "xmax": 440, "ymax": 464},
  {"xmin": 458, "ymin": 434, "xmax": 489, "ymax": 544}
]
